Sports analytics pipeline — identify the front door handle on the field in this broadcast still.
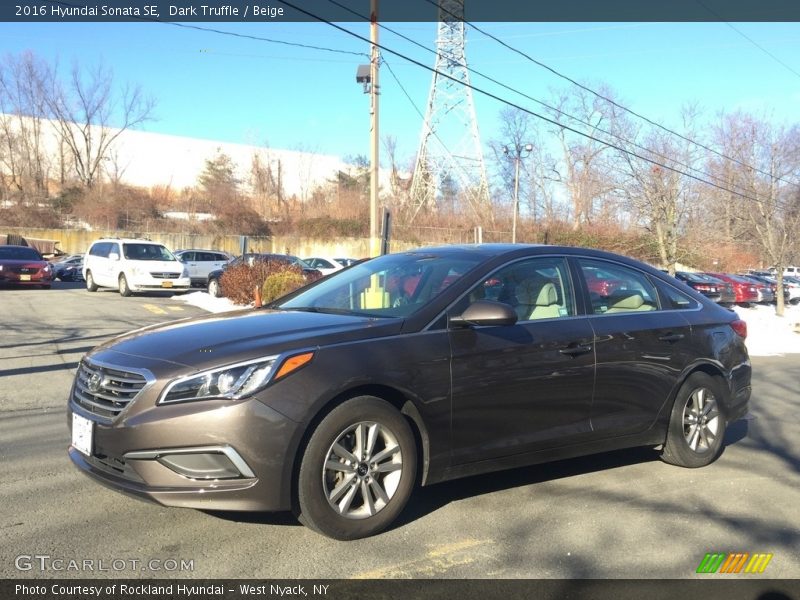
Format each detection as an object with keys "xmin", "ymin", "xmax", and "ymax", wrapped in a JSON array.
[
  {"xmin": 559, "ymin": 343, "xmax": 593, "ymax": 357},
  {"xmin": 658, "ymin": 332, "xmax": 685, "ymax": 343}
]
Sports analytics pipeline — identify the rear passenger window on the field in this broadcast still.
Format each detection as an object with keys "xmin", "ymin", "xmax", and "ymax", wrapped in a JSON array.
[
  {"xmin": 578, "ymin": 259, "xmax": 659, "ymax": 314},
  {"xmin": 658, "ymin": 282, "xmax": 700, "ymax": 310}
]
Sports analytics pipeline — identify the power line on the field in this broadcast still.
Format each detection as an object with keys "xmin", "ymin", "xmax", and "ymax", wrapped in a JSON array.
[
  {"xmin": 162, "ymin": 21, "xmax": 369, "ymax": 58},
  {"xmin": 423, "ymin": 0, "xmax": 800, "ymax": 188},
  {"xmin": 695, "ymin": 0, "xmax": 800, "ymax": 80},
  {"xmin": 276, "ymin": 0, "xmax": 789, "ymax": 211},
  {"xmin": 323, "ymin": 0, "xmax": 764, "ymax": 201},
  {"xmin": 45, "ymin": 1, "xmax": 368, "ymax": 59}
]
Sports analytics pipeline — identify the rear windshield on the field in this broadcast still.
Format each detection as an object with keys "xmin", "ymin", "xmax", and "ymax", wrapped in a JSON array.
[
  {"xmin": 0, "ymin": 246, "xmax": 42, "ymax": 260},
  {"xmin": 122, "ymin": 243, "xmax": 176, "ymax": 261}
]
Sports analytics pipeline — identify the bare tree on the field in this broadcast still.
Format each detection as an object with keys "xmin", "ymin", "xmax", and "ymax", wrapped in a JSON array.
[
  {"xmin": 711, "ymin": 113, "xmax": 800, "ymax": 315},
  {"xmin": 0, "ymin": 52, "xmax": 51, "ymax": 202},
  {"xmin": 545, "ymin": 85, "xmax": 622, "ymax": 230},
  {"xmin": 43, "ymin": 60, "xmax": 154, "ymax": 188},
  {"xmin": 617, "ymin": 107, "xmax": 704, "ymax": 275}
]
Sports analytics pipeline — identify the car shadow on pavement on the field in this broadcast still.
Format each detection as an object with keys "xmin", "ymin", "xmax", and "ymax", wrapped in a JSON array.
[
  {"xmin": 394, "ymin": 418, "xmax": 751, "ymax": 533},
  {"xmin": 202, "ymin": 510, "xmax": 302, "ymax": 528}
]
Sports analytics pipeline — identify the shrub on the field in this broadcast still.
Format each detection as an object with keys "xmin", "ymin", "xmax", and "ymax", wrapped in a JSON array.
[
  {"xmin": 220, "ymin": 260, "xmax": 307, "ymax": 305},
  {"xmin": 262, "ymin": 268, "xmax": 307, "ymax": 303}
]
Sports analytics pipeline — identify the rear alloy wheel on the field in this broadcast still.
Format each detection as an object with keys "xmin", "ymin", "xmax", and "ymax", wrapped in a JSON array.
[
  {"xmin": 297, "ymin": 396, "xmax": 417, "ymax": 540},
  {"xmin": 208, "ymin": 278, "xmax": 221, "ymax": 298},
  {"xmin": 85, "ymin": 271, "xmax": 98, "ymax": 292},
  {"xmin": 661, "ymin": 372, "xmax": 727, "ymax": 468},
  {"xmin": 118, "ymin": 274, "xmax": 133, "ymax": 297}
]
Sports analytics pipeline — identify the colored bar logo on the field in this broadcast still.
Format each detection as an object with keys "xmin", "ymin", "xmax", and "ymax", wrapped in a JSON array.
[{"xmin": 696, "ymin": 553, "xmax": 773, "ymax": 574}]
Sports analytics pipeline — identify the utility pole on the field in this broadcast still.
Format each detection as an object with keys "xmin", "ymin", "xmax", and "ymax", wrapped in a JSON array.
[
  {"xmin": 503, "ymin": 142, "xmax": 533, "ymax": 244},
  {"xmin": 369, "ymin": 0, "xmax": 380, "ymax": 257}
]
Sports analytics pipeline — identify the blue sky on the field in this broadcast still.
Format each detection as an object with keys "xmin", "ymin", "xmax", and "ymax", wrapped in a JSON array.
[{"xmin": 1, "ymin": 20, "xmax": 798, "ymax": 168}]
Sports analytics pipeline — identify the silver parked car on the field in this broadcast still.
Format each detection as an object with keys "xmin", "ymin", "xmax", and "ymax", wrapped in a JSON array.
[{"xmin": 174, "ymin": 249, "xmax": 232, "ymax": 286}]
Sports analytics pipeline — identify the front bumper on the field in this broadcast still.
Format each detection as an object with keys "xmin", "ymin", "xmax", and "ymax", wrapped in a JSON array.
[
  {"xmin": 128, "ymin": 274, "xmax": 191, "ymax": 292},
  {"xmin": 67, "ymin": 394, "xmax": 302, "ymax": 512}
]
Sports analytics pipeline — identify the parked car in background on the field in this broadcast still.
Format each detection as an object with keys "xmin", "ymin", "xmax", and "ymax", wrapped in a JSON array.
[
  {"xmin": 303, "ymin": 257, "xmax": 347, "ymax": 276},
  {"xmin": 693, "ymin": 273, "xmax": 736, "ymax": 305},
  {"xmin": 783, "ymin": 276, "xmax": 800, "ymax": 305},
  {"xmin": 674, "ymin": 272, "xmax": 722, "ymax": 303},
  {"xmin": 742, "ymin": 273, "xmax": 787, "ymax": 305},
  {"xmin": 704, "ymin": 273, "xmax": 759, "ymax": 306},
  {"xmin": 737, "ymin": 274, "xmax": 775, "ymax": 304},
  {"xmin": 83, "ymin": 238, "xmax": 190, "ymax": 296},
  {"xmin": 67, "ymin": 244, "xmax": 751, "ymax": 540},
  {"xmin": 332, "ymin": 257, "xmax": 359, "ymax": 267},
  {"xmin": 50, "ymin": 254, "xmax": 83, "ymax": 279},
  {"xmin": 0, "ymin": 245, "xmax": 53, "ymax": 288},
  {"xmin": 207, "ymin": 253, "xmax": 322, "ymax": 298},
  {"xmin": 174, "ymin": 249, "xmax": 232, "ymax": 286}
]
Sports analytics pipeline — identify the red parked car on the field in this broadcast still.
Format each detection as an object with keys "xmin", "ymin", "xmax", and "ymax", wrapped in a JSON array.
[
  {"xmin": 0, "ymin": 245, "xmax": 54, "ymax": 288},
  {"xmin": 705, "ymin": 273, "xmax": 758, "ymax": 305}
]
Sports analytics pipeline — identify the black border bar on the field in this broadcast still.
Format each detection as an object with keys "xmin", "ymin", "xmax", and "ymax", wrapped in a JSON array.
[
  {"xmin": 3, "ymin": 0, "xmax": 800, "ymax": 23},
  {"xmin": 3, "ymin": 579, "xmax": 800, "ymax": 600}
]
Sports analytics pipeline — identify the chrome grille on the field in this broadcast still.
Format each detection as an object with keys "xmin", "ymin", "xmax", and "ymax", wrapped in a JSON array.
[
  {"xmin": 72, "ymin": 361, "xmax": 147, "ymax": 420},
  {"xmin": 150, "ymin": 272, "xmax": 180, "ymax": 279}
]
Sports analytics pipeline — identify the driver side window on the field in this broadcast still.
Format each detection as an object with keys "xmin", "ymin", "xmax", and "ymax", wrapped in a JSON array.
[{"xmin": 458, "ymin": 257, "xmax": 575, "ymax": 322}]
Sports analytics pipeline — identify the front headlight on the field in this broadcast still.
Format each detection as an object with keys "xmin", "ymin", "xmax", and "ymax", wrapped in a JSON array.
[
  {"xmin": 159, "ymin": 350, "xmax": 315, "ymax": 405},
  {"xmin": 159, "ymin": 356, "xmax": 278, "ymax": 404}
]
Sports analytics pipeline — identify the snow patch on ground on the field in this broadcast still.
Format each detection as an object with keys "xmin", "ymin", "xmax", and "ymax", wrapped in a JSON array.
[
  {"xmin": 174, "ymin": 291, "xmax": 242, "ymax": 314},
  {"xmin": 733, "ymin": 304, "xmax": 800, "ymax": 357},
  {"xmin": 173, "ymin": 292, "xmax": 800, "ymax": 357}
]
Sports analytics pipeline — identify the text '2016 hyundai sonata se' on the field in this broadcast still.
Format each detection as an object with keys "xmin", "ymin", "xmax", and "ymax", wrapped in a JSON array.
[{"xmin": 67, "ymin": 245, "xmax": 751, "ymax": 539}]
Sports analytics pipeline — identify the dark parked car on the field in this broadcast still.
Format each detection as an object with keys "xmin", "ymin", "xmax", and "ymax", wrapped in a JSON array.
[
  {"xmin": 52, "ymin": 254, "xmax": 85, "ymax": 281},
  {"xmin": 0, "ymin": 245, "xmax": 54, "ymax": 288},
  {"xmin": 692, "ymin": 273, "xmax": 736, "ymax": 305},
  {"xmin": 67, "ymin": 245, "xmax": 751, "ymax": 539},
  {"xmin": 674, "ymin": 271, "xmax": 722, "ymax": 303},
  {"xmin": 206, "ymin": 253, "xmax": 321, "ymax": 298}
]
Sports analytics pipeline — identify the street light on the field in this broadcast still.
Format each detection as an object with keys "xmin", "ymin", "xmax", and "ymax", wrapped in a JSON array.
[{"xmin": 503, "ymin": 142, "xmax": 533, "ymax": 244}]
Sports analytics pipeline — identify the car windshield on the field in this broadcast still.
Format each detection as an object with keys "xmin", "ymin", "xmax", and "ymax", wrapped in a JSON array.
[
  {"xmin": 122, "ymin": 243, "xmax": 176, "ymax": 261},
  {"xmin": 0, "ymin": 246, "xmax": 42, "ymax": 260},
  {"xmin": 276, "ymin": 252, "xmax": 484, "ymax": 318}
]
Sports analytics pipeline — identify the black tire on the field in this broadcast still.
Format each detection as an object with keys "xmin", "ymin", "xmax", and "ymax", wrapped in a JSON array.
[
  {"xmin": 661, "ymin": 372, "xmax": 727, "ymax": 468},
  {"xmin": 85, "ymin": 271, "xmax": 98, "ymax": 292},
  {"xmin": 297, "ymin": 396, "xmax": 417, "ymax": 540},
  {"xmin": 119, "ymin": 274, "xmax": 132, "ymax": 297},
  {"xmin": 208, "ymin": 278, "xmax": 222, "ymax": 298}
]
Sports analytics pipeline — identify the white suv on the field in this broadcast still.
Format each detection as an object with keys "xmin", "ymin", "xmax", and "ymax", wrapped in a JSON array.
[{"xmin": 83, "ymin": 238, "xmax": 191, "ymax": 296}]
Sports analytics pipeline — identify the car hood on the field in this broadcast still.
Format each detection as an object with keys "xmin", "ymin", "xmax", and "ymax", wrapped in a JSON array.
[
  {"xmin": 0, "ymin": 259, "xmax": 48, "ymax": 267},
  {"xmin": 88, "ymin": 308, "xmax": 404, "ymax": 372}
]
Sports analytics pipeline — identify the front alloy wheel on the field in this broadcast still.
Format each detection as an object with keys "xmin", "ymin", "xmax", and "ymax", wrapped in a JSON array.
[
  {"xmin": 322, "ymin": 421, "xmax": 403, "ymax": 520},
  {"xmin": 297, "ymin": 396, "xmax": 416, "ymax": 540}
]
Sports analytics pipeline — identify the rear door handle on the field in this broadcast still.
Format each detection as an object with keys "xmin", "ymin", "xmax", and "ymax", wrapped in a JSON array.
[
  {"xmin": 658, "ymin": 333, "xmax": 685, "ymax": 343},
  {"xmin": 559, "ymin": 343, "xmax": 593, "ymax": 357}
]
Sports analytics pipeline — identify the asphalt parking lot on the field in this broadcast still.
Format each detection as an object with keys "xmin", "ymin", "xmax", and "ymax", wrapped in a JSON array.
[{"xmin": 1, "ymin": 282, "xmax": 798, "ymax": 579}]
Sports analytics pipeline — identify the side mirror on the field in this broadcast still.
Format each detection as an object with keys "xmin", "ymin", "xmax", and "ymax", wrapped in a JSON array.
[
  {"xmin": 450, "ymin": 300, "xmax": 518, "ymax": 328},
  {"xmin": 108, "ymin": 252, "xmax": 120, "ymax": 261}
]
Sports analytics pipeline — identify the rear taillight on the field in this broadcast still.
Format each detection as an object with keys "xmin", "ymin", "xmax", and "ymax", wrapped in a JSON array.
[{"xmin": 730, "ymin": 319, "xmax": 747, "ymax": 339}]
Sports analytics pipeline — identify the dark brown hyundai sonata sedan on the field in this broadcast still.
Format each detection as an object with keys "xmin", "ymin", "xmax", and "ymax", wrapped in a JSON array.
[{"xmin": 67, "ymin": 245, "xmax": 751, "ymax": 539}]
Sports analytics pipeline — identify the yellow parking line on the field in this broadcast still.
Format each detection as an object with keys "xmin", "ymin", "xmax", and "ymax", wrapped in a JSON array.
[
  {"xmin": 354, "ymin": 538, "xmax": 491, "ymax": 579},
  {"xmin": 142, "ymin": 304, "xmax": 168, "ymax": 315}
]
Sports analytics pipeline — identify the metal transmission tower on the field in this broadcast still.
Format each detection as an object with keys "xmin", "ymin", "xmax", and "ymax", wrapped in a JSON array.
[{"xmin": 408, "ymin": 0, "xmax": 490, "ymax": 222}]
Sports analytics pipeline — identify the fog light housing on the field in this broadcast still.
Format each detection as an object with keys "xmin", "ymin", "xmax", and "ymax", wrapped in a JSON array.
[{"xmin": 124, "ymin": 446, "xmax": 255, "ymax": 480}]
